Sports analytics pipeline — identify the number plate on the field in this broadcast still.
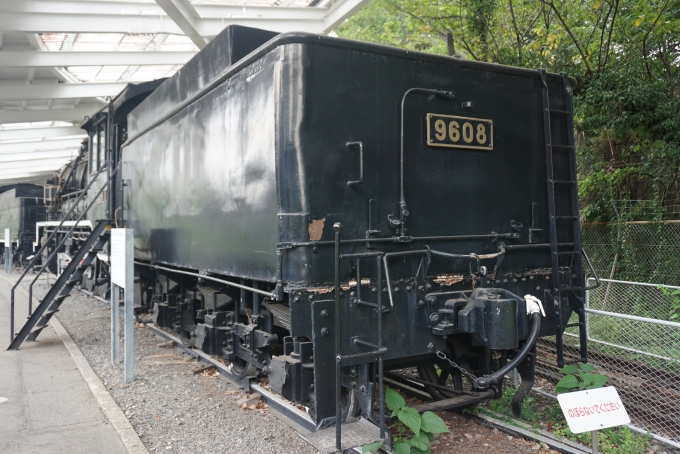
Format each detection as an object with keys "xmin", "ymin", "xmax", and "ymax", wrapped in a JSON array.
[{"xmin": 426, "ymin": 113, "xmax": 493, "ymax": 150}]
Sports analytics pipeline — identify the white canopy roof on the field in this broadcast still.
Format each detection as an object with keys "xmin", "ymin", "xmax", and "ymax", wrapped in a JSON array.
[{"xmin": 0, "ymin": 0, "xmax": 368, "ymax": 185}]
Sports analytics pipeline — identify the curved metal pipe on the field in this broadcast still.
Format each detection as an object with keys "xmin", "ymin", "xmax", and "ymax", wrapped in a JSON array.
[
  {"xmin": 398, "ymin": 88, "xmax": 456, "ymax": 233},
  {"xmin": 474, "ymin": 312, "xmax": 541, "ymax": 389}
]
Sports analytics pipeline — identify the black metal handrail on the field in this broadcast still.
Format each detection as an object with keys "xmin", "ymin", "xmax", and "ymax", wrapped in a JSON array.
[
  {"xmin": 333, "ymin": 223, "xmax": 387, "ymax": 452},
  {"xmin": 9, "ymin": 161, "xmax": 114, "ymax": 344}
]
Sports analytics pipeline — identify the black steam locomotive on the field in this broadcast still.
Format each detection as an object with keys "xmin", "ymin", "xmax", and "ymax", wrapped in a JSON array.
[
  {"xmin": 40, "ymin": 80, "xmax": 164, "ymax": 294},
  {"xmin": 0, "ymin": 184, "xmax": 45, "ymax": 266},
  {"xmin": 49, "ymin": 25, "xmax": 590, "ymax": 438}
]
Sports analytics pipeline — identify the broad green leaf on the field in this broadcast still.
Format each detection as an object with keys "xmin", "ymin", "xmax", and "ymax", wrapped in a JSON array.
[
  {"xmin": 386, "ymin": 388, "xmax": 405, "ymax": 412},
  {"xmin": 420, "ymin": 411, "xmax": 449, "ymax": 434},
  {"xmin": 362, "ymin": 440, "xmax": 384, "ymax": 453},
  {"xmin": 587, "ymin": 375, "xmax": 609, "ymax": 389},
  {"xmin": 410, "ymin": 448, "xmax": 432, "ymax": 454},
  {"xmin": 410, "ymin": 432, "xmax": 429, "ymax": 450},
  {"xmin": 398, "ymin": 407, "xmax": 422, "ymax": 436},
  {"xmin": 579, "ymin": 363, "xmax": 596, "ymax": 372},
  {"xmin": 555, "ymin": 386, "xmax": 572, "ymax": 394},
  {"xmin": 581, "ymin": 373, "xmax": 595, "ymax": 386},
  {"xmin": 391, "ymin": 408, "xmax": 399, "ymax": 419},
  {"xmin": 559, "ymin": 365, "xmax": 578, "ymax": 375},
  {"xmin": 394, "ymin": 442, "xmax": 411, "ymax": 454},
  {"xmin": 556, "ymin": 375, "xmax": 579, "ymax": 390}
]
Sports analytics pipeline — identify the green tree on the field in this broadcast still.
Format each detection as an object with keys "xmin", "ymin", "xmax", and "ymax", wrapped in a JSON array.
[{"xmin": 337, "ymin": 0, "xmax": 680, "ymax": 222}]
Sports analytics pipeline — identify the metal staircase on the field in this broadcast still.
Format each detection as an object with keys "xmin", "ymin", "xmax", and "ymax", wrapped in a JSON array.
[
  {"xmin": 8, "ymin": 161, "xmax": 114, "ymax": 350},
  {"xmin": 539, "ymin": 70, "xmax": 589, "ymax": 367},
  {"xmin": 9, "ymin": 221, "xmax": 109, "ymax": 349}
]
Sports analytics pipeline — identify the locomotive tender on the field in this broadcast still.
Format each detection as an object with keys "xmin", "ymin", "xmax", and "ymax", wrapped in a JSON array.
[
  {"xmin": 0, "ymin": 184, "xmax": 45, "ymax": 266},
  {"xmin": 119, "ymin": 25, "xmax": 588, "ymax": 431},
  {"xmin": 31, "ymin": 24, "xmax": 587, "ymax": 438}
]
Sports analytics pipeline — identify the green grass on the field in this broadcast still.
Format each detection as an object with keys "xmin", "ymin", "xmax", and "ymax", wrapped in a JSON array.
[{"xmin": 476, "ymin": 387, "xmax": 653, "ymax": 454}]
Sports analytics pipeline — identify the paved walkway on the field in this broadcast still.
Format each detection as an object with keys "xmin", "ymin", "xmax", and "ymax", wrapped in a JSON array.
[{"xmin": 0, "ymin": 272, "xmax": 127, "ymax": 454}]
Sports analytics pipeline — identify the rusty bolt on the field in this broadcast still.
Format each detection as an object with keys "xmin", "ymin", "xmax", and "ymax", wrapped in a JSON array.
[{"xmin": 321, "ymin": 328, "xmax": 329, "ymax": 336}]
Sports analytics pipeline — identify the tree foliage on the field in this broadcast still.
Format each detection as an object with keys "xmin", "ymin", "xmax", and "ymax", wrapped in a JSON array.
[{"xmin": 337, "ymin": 0, "xmax": 680, "ymax": 221}]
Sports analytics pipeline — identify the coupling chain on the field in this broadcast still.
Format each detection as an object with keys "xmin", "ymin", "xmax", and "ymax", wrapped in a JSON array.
[{"xmin": 435, "ymin": 349, "xmax": 480, "ymax": 385}]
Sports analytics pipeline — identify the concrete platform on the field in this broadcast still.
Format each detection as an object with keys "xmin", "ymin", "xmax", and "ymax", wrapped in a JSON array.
[{"xmin": 0, "ymin": 273, "xmax": 128, "ymax": 454}]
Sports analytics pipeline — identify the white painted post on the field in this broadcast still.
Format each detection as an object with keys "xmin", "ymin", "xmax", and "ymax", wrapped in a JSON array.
[
  {"xmin": 111, "ymin": 283, "xmax": 120, "ymax": 363},
  {"xmin": 4, "ymin": 228, "xmax": 11, "ymax": 274},
  {"xmin": 124, "ymin": 244, "xmax": 134, "ymax": 383},
  {"xmin": 111, "ymin": 228, "xmax": 134, "ymax": 382}
]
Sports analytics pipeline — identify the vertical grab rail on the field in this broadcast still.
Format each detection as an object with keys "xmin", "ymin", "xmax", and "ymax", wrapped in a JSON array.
[
  {"xmin": 334, "ymin": 223, "xmax": 343, "ymax": 452},
  {"xmin": 9, "ymin": 161, "xmax": 114, "ymax": 344},
  {"xmin": 333, "ymin": 223, "xmax": 387, "ymax": 452}
]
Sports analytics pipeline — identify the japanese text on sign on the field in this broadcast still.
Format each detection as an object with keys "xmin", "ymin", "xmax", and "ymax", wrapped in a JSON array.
[{"xmin": 567, "ymin": 401, "xmax": 621, "ymax": 418}]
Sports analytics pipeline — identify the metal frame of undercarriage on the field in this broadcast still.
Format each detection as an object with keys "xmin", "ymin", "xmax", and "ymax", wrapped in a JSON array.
[
  {"xmin": 144, "ymin": 322, "xmax": 318, "ymax": 434},
  {"xmin": 144, "ymin": 322, "xmax": 591, "ymax": 454}
]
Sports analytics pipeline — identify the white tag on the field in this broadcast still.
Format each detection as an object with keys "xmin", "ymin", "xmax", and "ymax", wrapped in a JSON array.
[{"xmin": 557, "ymin": 387, "xmax": 630, "ymax": 434}]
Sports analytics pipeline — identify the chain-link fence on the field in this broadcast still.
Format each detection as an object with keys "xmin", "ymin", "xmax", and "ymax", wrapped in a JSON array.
[
  {"xmin": 581, "ymin": 221, "xmax": 680, "ymax": 285},
  {"xmin": 536, "ymin": 221, "xmax": 680, "ymax": 445}
]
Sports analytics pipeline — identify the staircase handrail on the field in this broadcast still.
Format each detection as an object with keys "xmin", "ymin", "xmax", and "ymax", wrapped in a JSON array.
[{"xmin": 10, "ymin": 161, "xmax": 114, "ymax": 343}]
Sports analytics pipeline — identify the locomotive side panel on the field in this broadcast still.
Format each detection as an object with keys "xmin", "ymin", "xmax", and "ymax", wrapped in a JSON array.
[
  {"xmin": 124, "ymin": 50, "xmax": 280, "ymax": 281},
  {"xmin": 129, "ymin": 26, "xmax": 278, "ymax": 138}
]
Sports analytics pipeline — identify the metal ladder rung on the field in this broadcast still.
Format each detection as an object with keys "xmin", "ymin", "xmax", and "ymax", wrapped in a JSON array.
[
  {"xmin": 564, "ymin": 359, "xmax": 587, "ymax": 365},
  {"xmin": 560, "ymin": 286, "xmax": 583, "ymax": 292},
  {"xmin": 551, "ymin": 180, "xmax": 577, "ymax": 185},
  {"xmin": 565, "ymin": 322, "xmax": 583, "ymax": 328},
  {"xmin": 550, "ymin": 109, "xmax": 570, "ymax": 115},
  {"xmin": 557, "ymin": 250, "xmax": 580, "ymax": 256},
  {"xmin": 552, "ymin": 144, "xmax": 573, "ymax": 151},
  {"xmin": 43, "ymin": 309, "xmax": 59, "ymax": 317}
]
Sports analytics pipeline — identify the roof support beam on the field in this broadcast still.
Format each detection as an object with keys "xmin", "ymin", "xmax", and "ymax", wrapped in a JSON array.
[
  {"xmin": 2, "ymin": 1, "xmax": 326, "ymax": 21},
  {"xmin": 0, "ymin": 137, "xmax": 84, "ymax": 153},
  {"xmin": 0, "ymin": 106, "xmax": 100, "ymax": 124},
  {"xmin": 0, "ymin": 51, "xmax": 196, "ymax": 68},
  {"xmin": 0, "ymin": 82, "xmax": 126, "ymax": 101},
  {"xmin": 155, "ymin": 0, "xmax": 207, "ymax": 49},
  {"xmin": 0, "ymin": 172, "xmax": 56, "ymax": 185},
  {"xmin": 0, "ymin": 12, "xmax": 326, "ymax": 35},
  {"xmin": 323, "ymin": 0, "xmax": 370, "ymax": 32},
  {"xmin": 0, "ymin": 158, "xmax": 73, "ymax": 173},
  {"xmin": 0, "ymin": 149, "xmax": 79, "ymax": 163},
  {"xmin": 0, "ymin": 126, "xmax": 84, "ymax": 141}
]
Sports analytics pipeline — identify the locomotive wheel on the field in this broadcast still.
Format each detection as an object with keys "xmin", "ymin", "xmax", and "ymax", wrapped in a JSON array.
[
  {"xmin": 229, "ymin": 357, "xmax": 257, "ymax": 379},
  {"xmin": 179, "ymin": 329, "xmax": 195, "ymax": 348},
  {"xmin": 341, "ymin": 388, "xmax": 360, "ymax": 423},
  {"xmin": 417, "ymin": 362, "xmax": 477, "ymax": 406}
]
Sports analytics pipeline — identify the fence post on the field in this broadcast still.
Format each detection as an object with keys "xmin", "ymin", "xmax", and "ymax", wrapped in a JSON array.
[{"xmin": 585, "ymin": 280, "xmax": 590, "ymax": 340}]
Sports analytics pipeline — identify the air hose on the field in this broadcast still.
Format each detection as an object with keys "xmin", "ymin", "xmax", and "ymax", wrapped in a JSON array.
[{"xmin": 473, "ymin": 295, "xmax": 545, "ymax": 389}]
